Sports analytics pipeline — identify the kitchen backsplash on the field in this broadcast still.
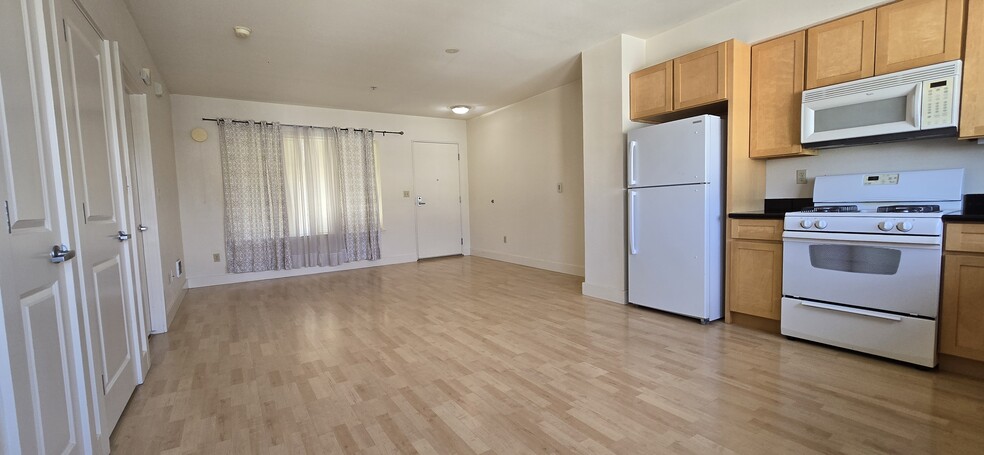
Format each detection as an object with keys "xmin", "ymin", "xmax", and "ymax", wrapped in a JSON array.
[{"xmin": 765, "ymin": 137, "xmax": 984, "ymax": 199}]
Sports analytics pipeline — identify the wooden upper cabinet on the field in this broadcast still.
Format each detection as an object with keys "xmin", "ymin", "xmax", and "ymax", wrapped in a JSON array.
[
  {"xmin": 629, "ymin": 61, "xmax": 673, "ymax": 119},
  {"xmin": 960, "ymin": 0, "xmax": 984, "ymax": 139},
  {"xmin": 875, "ymin": 0, "xmax": 965, "ymax": 75},
  {"xmin": 674, "ymin": 41, "xmax": 729, "ymax": 110},
  {"xmin": 806, "ymin": 10, "xmax": 876, "ymax": 89},
  {"xmin": 750, "ymin": 31, "xmax": 815, "ymax": 158}
]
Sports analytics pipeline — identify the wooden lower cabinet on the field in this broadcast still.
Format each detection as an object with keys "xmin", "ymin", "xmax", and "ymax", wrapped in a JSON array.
[
  {"xmin": 940, "ymin": 253, "xmax": 984, "ymax": 362},
  {"xmin": 728, "ymin": 239, "xmax": 783, "ymax": 320}
]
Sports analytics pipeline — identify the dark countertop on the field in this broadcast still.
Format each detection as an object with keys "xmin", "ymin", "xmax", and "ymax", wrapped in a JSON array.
[
  {"xmin": 728, "ymin": 211, "xmax": 786, "ymax": 220},
  {"xmin": 729, "ymin": 198, "xmax": 812, "ymax": 220},
  {"xmin": 943, "ymin": 213, "xmax": 984, "ymax": 222}
]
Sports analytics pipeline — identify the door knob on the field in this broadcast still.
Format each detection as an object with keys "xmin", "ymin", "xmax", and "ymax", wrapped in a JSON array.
[
  {"xmin": 416, "ymin": 196, "xmax": 426, "ymax": 206},
  {"xmin": 50, "ymin": 244, "xmax": 76, "ymax": 263},
  {"xmin": 138, "ymin": 224, "xmax": 148, "ymax": 232},
  {"xmin": 117, "ymin": 230, "xmax": 131, "ymax": 241}
]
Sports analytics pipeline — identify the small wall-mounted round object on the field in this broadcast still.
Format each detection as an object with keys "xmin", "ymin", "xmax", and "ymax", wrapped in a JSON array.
[
  {"xmin": 234, "ymin": 26, "xmax": 251, "ymax": 39},
  {"xmin": 190, "ymin": 127, "xmax": 208, "ymax": 142}
]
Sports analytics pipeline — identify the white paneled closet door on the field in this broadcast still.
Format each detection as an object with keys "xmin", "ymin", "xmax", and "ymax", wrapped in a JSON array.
[
  {"xmin": 55, "ymin": 0, "xmax": 140, "ymax": 446},
  {"xmin": 0, "ymin": 0, "xmax": 88, "ymax": 453}
]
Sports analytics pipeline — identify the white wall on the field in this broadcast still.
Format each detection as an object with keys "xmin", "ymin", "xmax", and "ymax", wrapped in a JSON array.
[
  {"xmin": 171, "ymin": 95, "xmax": 470, "ymax": 288},
  {"xmin": 767, "ymin": 138, "xmax": 984, "ymax": 197},
  {"xmin": 467, "ymin": 81, "xmax": 585, "ymax": 276},
  {"xmin": 581, "ymin": 35, "xmax": 646, "ymax": 303},
  {"xmin": 76, "ymin": 0, "xmax": 187, "ymax": 318}
]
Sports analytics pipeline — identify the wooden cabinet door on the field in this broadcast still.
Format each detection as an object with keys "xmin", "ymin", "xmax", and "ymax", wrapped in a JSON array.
[
  {"xmin": 630, "ymin": 61, "xmax": 673, "ymax": 120},
  {"xmin": 750, "ymin": 32, "xmax": 814, "ymax": 158},
  {"xmin": 674, "ymin": 42, "xmax": 728, "ymax": 110},
  {"xmin": 875, "ymin": 0, "xmax": 965, "ymax": 75},
  {"xmin": 960, "ymin": 0, "xmax": 984, "ymax": 139},
  {"xmin": 806, "ymin": 10, "xmax": 876, "ymax": 89},
  {"xmin": 729, "ymin": 240, "xmax": 782, "ymax": 320},
  {"xmin": 940, "ymin": 254, "xmax": 984, "ymax": 361}
]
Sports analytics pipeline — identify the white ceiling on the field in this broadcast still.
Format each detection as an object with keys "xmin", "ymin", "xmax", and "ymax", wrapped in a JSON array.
[{"xmin": 123, "ymin": 0, "xmax": 740, "ymax": 119}]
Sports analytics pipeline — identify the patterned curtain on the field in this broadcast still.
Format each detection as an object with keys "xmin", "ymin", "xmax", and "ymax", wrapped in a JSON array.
[
  {"xmin": 330, "ymin": 128, "xmax": 382, "ymax": 262},
  {"xmin": 218, "ymin": 120, "xmax": 292, "ymax": 273}
]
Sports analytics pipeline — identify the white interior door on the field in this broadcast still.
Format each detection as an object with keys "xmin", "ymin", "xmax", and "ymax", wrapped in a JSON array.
[
  {"xmin": 111, "ymin": 43, "xmax": 151, "ymax": 382},
  {"xmin": 58, "ymin": 0, "xmax": 138, "ymax": 438},
  {"xmin": 412, "ymin": 142, "xmax": 462, "ymax": 259},
  {"xmin": 0, "ymin": 0, "xmax": 87, "ymax": 453}
]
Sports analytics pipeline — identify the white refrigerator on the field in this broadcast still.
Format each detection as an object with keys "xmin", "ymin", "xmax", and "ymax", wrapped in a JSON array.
[{"xmin": 626, "ymin": 115, "xmax": 724, "ymax": 323}]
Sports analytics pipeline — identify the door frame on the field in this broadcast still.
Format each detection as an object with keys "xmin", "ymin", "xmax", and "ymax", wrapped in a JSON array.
[{"xmin": 410, "ymin": 141, "xmax": 465, "ymax": 259}]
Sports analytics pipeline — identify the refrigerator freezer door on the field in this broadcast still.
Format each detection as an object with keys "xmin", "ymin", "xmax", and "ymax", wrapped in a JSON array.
[
  {"xmin": 627, "ymin": 115, "xmax": 718, "ymax": 188},
  {"xmin": 628, "ymin": 185, "xmax": 714, "ymax": 319}
]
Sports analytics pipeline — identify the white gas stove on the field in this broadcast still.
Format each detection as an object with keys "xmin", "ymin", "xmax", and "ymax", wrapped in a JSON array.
[{"xmin": 781, "ymin": 169, "xmax": 964, "ymax": 367}]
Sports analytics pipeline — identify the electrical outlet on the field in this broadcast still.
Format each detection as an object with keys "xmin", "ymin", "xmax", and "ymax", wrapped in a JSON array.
[
  {"xmin": 796, "ymin": 169, "xmax": 808, "ymax": 185},
  {"xmin": 403, "ymin": 190, "xmax": 410, "ymax": 198},
  {"xmin": 503, "ymin": 235, "xmax": 507, "ymax": 243},
  {"xmin": 212, "ymin": 253, "xmax": 220, "ymax": 262}
]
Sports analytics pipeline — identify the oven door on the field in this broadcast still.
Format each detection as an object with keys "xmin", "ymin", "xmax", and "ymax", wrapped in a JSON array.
[{"xmin": 782, "ymin": 231, "xmax": 942, "ymax": 317}]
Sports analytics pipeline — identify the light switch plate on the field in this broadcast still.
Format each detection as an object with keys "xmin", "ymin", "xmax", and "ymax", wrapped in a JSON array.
[
  {"xmin": 212, "ymin": 253, "xmax": 220, "ymax": 262},
  {"xmin": 403, "ymin": 190, "xmax": 410, "ymax": 198},
  {"xmin": 796, "ymin": 169, "xmax": 807, "ymax": 185}
]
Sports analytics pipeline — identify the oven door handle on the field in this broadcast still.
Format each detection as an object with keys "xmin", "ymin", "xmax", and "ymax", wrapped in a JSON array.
[
  {"xmin": 798, "ymin": 301, "xmax": 903, "ymax": 321},
  {"xmin": 782, "ymin": 230, "xmax": 941, "ymax": 247}
]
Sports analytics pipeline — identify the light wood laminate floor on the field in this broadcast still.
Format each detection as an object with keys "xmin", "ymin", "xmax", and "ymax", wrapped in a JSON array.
[{"xmin": 111, "ymin": 257, "xmax": 984, "ymax": 454}]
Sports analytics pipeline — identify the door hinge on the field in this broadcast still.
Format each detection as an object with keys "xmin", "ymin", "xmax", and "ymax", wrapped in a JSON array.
[
  {"xmin": 101, "ymin": 374, "xmax": 106, "ymax": 395},
  {"xmin": 460, "ymin": 238, "xmax": 463, "ymax": 245},
  {"xmin": 62, "ymin": 19, "xmax": 67, "ymax": 42},
  {"xmin": 457, "ymin": 153, "xmax": 460, "ymax": 161},
  {"xmin": 82, "ymin": 203, "xmax": 87, "ymax": 224},
  {"xmin": 3, "ymin": 201, "xmax": 11, "ymax": 234}
]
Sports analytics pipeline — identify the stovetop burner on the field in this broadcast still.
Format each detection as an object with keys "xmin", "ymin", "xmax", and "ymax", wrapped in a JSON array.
[
  {"xmin": 876, "ymin": 204, "xmax": 942, "ymax": 213},
  {"xmin": 801, "ymin": 205, "xmax": 860, "ymax": 213}
]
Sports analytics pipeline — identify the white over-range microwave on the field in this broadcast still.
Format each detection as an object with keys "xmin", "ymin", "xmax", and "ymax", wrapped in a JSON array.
[{"xmin": 801, "ymin": 60, "xmax": 961, "ymax": 149}]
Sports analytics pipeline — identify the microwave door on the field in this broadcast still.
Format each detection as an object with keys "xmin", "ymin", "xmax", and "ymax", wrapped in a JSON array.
[{"xmin": 802, "ymin": 82, "xmax": 921, "ymax": 143}]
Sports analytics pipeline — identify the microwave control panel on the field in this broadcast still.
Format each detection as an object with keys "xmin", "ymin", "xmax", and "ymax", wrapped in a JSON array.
[{"xmin": 922, "ymin": 77, "xmax": 955, "ymax": 127}]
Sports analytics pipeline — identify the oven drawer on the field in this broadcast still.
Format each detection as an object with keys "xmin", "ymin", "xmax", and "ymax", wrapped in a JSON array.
[{"xmin": 781, "ymin": 298, "xmax": 937, "ymax": 367}]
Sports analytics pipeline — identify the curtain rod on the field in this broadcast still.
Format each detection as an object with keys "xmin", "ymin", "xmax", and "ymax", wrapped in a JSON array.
[{"xmin": 201, "ymin": 117, "xmax": 405, "ymax": 136}]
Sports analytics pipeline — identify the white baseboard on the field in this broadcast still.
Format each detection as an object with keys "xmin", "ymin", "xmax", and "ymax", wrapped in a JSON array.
[
  {"xmin": 581, "ymin": 282, "xmax": 626, "ymax": 304},
  {"xmin": 185, "ymin": 254, "xmax": 420, "ymax": 288},
  {"xmin": 164, "ymin": 285, "xmax": 188, "ymax": 329},
  {"xmin": 470, "ymin": 249, "xmax": 584, "ymax": 276}
]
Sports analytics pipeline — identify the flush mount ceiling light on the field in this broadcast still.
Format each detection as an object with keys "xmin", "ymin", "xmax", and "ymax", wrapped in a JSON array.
[
  {"xmin": 445, "ymin": 48, "xmax": 460, "ymax": 54},
  {"xmin": 450, "ymin": 105, "xmax": 471, "ymax": 115},
  {"xmin": 233, "ymin": 26, "xmax": 251, "ymax": 38}
]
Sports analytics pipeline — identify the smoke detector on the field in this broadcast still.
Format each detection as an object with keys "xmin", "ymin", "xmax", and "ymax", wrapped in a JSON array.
[{"xmin": 233, "ymin": 26, "xmax": 251, "ymax": 39}]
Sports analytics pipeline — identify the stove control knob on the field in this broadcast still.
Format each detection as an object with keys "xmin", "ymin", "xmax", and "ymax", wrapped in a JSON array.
[
  {"xmin": 814, "ymin": 220, "xmax": 828, "ymax": 229},
  {"xmin": 800, "ymin": 219, "xmax": 812, "ymax": 229},
  {"xmin": 878, "ymin": 221, "xmax": 896, "ymax": 231},
  {"xmin": 897, "ymin": 221, "xmax": 914, "ymax": 232}
]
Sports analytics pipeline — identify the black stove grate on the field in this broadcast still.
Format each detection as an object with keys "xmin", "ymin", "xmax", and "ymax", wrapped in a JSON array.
[
  {"xmin": 876, "ymin": 205, "xmax": 941, "ymax": 213},
  {"xmin": 801, "ymin": 205, "xmax": 860, "ymax": 213}
]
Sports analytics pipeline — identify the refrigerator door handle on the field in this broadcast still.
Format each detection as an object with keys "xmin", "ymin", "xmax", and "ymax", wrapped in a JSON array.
[
  {"xmin": 629, "ymin": 191, "xmax": 638, "ymax": 255},
  {"xmin": 628, "ymin": 141, "xmax": 638, "ymax": 186}
]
